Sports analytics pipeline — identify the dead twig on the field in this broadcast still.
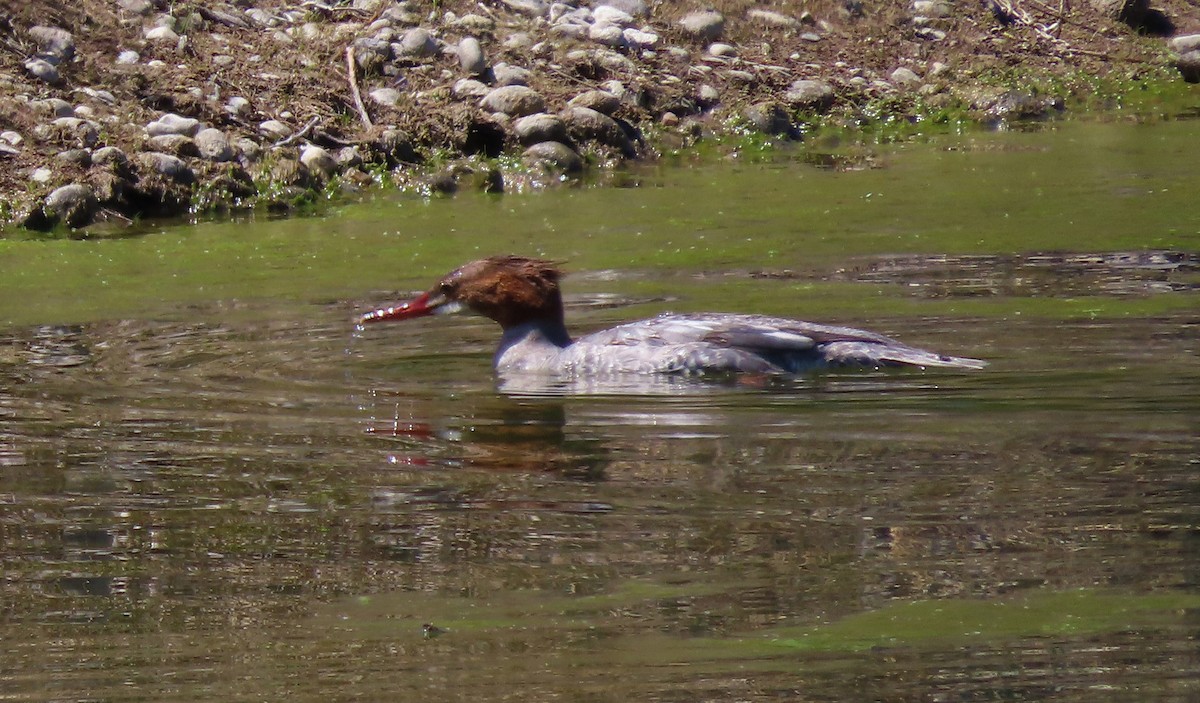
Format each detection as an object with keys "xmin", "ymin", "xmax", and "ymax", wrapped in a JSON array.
[
  {"xmin": 345, "ymin": 45, "xmax": 374, "ymax": 129},
  {"xmin": 274, "ymin": 116, "xmax": 321, "ymax": 147}
]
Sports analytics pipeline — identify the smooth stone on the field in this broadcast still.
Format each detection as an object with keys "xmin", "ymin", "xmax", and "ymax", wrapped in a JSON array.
[
  {"xmin": 24, "ymin": 58, "xmax": 60, "ymax": 84},
  {"xmin": 597, "ymin": 0, "xmax": 648, "ymax": 16},
  {"xmin": 55, "ymin": 149, "xmax": 91, "ymax": 166},
  {"xmin": 501, "ymin": 0, "xmax": 548, "ymax": 18},
  {"xmin": 118, "ymin": 0, "xmax": 154, "ymax": 15},
  {"xmin": 912, "ymin": 1, "xmax": 953, "ymax": 18},
  {"xmin": 593, "ymin": 6, "xmax": 634, "ymax": 26},
  {"xmin": 559, "ymin": 106, "xmax": 634, "ymax": 155},
  {"xmin": 1169, "ymin": 34, "xmax": 1200, "ymax": 54},
  {"xmin": 145, "ymin": 134, "xmax": 199, "ymax": 156},
  {"xmin": 548, "ymin": 23, "xmax": 587, "ymax": 40},
  {"xmin": 138, "ymin": 151, "xmax": 195, "ymax": 183},
  {"xmin": 29, "ymin": 25, "xmax": 75, "ymax": 62},
  {"xmin": 396, "ymin": 27, "xmax": 438, "ymax": 58},
  {"xmin": 33, "ymin": 98, "xmax": 74, "ymax": 117},
  {"xmin": 784, "ymin": 79, "xmax": 834, "ymax": 110},
  {"xmin": 452, "ymin": 78, "xmax": 490, "ymax": 99},
  {"xmin": 226, "ymin": 96, "xmax": 251, "ymax": 118},
  {"xmin": 457, "ymin": 37, "xmax": 486, "ymax": 75},
  {"xmin": 147, "ymin": 113, "xmax": 201, "ymax": 137},
  {"xmin": 144, "ymin": 25, "xmax": 180, "ymax": 43},
  {"xmin": 890, "ymin": 67, "xmax": 921, "ymax": 85},
  {"xmin": 234, "ymin": 137, "xmax": 262, "ymax": 162},
  {"xmin": 623, "ymin": 28, "xmax": 658, "ymax": 49},
  {"xmin": 258, "ymin": 120, "xmax": 292, "ymax": 140},
  {"xmin": 47, "ymin": 117, "xmax": 100, "ymax": 147},
  {"xmin": 742, "ymin": 101, "xmax": 792, "ymax": 135},
  {"xmin": 0, "ymin": 130, "xmax": 22, "ymax": 146},
  {"xmin": 116, "ymin": 49, "xmax": 140, "ymax": 64},
  {"xmin": 31, "ymin": 168, "xmax": 54, "ymax": 184},
  {"xmin": 678, "ymin": 10, "xmax": 724, "ymax": 41},
  {"xmin": 352, "ymin": 37, "xmax": 392, "ymax": 72},
  {"xmin": 697, "ymin": 83, "xmax": 720, "ymax": 104},
  {"xmin": 568, "ymin": 90, "xmax": 620, "ymax": 115},
  {"xmin": 44, "ymin": 184, "xmax": 97, "ymax": 227},
  {"xmin": 300, "ymin": 145, "xmax": 338, "ymax": 177},
  {"xmin": 450, "ymin": 13, "xmax": 495, "ymax": 33},
  {"xmin": 480, "ymin": 85, "xmax": 545, "ymax": 117},
  {"xmin": 369, "ymin": 87, "xmax": 403, "ymax": 106},
  {"xmin": 747, "ymin": 9, "xmax": 800, "ymax": 28},
  {"xmin": 522, "ymin": 141, "xmax": 582, "ymax": 173},
  {"xmin": 92, "ymin": 146, "xmax": 129, "ymax": 168},
  {"xmin": 80, "ymin": 87, "xmax": 116, "ymax": 105},
  {"xmin": 1176, "ymin": 50, "xmax": 1200, "ymax": 83},
  {"xmin": 708, "ymin": 42, "xmax": 737, "ymax": 57},
  {"xmin": 195, "ymin": 128, "xmax": 234, "ymax": 161},
  {"xmin": 513, "ymin": 113, "xmax": 568, "ymax": 145},
  {"xmin": 492, "ymin": 62, "xmax": 532, "ymax": 87},
  {"xmin": 588, "ymin": 22, "xmax": 626, "ymax": 48}
]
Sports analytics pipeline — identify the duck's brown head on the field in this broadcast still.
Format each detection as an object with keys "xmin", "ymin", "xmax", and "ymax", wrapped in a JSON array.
[{"xmin": 360, "ymin": 256, "xmax": 565, "ymax": 330}]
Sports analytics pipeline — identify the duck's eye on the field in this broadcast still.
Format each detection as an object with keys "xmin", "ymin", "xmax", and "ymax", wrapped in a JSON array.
[{"xmin": 439, "ymin": 282, "xmax": 455, "ymax": 295}]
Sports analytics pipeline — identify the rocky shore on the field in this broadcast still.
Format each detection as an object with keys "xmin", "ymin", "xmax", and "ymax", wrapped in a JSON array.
[{"xmin": 1, "ymin": 0, "xmax": 1197, "ymax": 233}]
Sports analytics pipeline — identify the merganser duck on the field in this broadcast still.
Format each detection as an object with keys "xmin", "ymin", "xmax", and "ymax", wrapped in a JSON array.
[{"xmin": 360, "ymin": 256, "xmax": 987, "ymax": 375}]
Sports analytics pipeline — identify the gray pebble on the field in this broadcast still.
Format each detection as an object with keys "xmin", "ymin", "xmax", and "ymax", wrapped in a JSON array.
[
  {"xmin": 501, "ymin": 0, "xmax": 549, "ymax": 18},
  {"xmin": 678, "ymin": 10, "xmax": 725, "ymax": 41},
  {"xmin": 481, "ymin": 85, "xmax": 545, "ymax": 117},
  {"xmin": 513, "ymin": 113, "xmax": 569, "ymax": 145},
  {"xmin": 25, "ymin": 58, "xmax": 61, "ymax": 85},
  {"xmin": 396, "ymin": 27, "xmax": 438, "ymax": 58},
  {"xmin": 55, "ymin": 149, "xmax": 92, "ymax": 167},
  {"xmin": 597, "ymin": 0, "xmax": 648, "ymax": 17},
  {"xmin": 147, "ymin": 113, "xmax": 201, "ymax": 137},
  {"xmin": 568, "ymin": 90, "xmax": 620, "ymax": 115},
  {"xmin": 258, "ymin": 120, "xmax": 292, "ymax": 140},
  {"xmin": 747, "ymin": 9, "xmax": 801, "ymax": 28},
  {"xmin": 300, "ymin": 145, "xmax": 338, "ymax": 178},
  {"xmin": 492, "ymin": 62, "xmax": 532, "ymax": 87},
  {"xmin": 623, "ymin": 28, "xmax": 658, "ymax": 50},
  {"xmin": 116, "ymin": 50, "xmax": 140, "ymax": 64},
  {"xmin": 145, "ymin": 134, "xmax": 199, "ymax": 157},
  {"xmin": 44, "ymin": 117, "xmax": 100, "ymax": 147},
  {"xmin": 31, "ymin": 168, "xmax": 54, "ymax": 184},
  {"xmin": 784, "ymin": 79, "xmax": 835, "ymax": 111},
  {"xmin": 457, "ymin": 37, "xmax": 487, "ymax": 76},
  {"xmin": 0, "ymin": 131, "xmax": 22, "ymax": 147},
  {"xmin": 523, "ymin": 141, "xmax": 583, "ymax": 173},
  {"xmin": 92, "ymin": 146, "xmax": 129, "ymax": 168},
  {"xmin": 589, "ymin": 23, "xmax": 626, "ymax": 48},
  {"xmin": 144, "ymin": 25, "xmax": 180, "ymax": 43},
  {"xmin": 890, "ymin": 67, "xmax": 921, "ymax": 85},
  {"xmin": 118, "ymin": 0, "xmax": 154, "ymax": 15},
  {"xmin": 709, "ymin": 42, "xmax": 737, "ymax": 57},
  {"xmin": 560, "ymin": 106, "xmax": 634, "ymax": 155},
  {"xmin": 1176, "ymin": 50, "xmax": 1200, "ymax": 83},
  {"xmin": 195, "ymin": 128, "xmax": 234, "ymax": 161},
  {"xmin": 593, "ymin": 6, "xmax": 634, "ymax": 26},
  {"xmin": 369, "ymin": 88, "xmax": 403, "ymax": 106},
  {"xmin": 138, "ymin": 152, "xmax": 195, "ymax": 183},
  {"xmin": 29, "ymin": 25, "xmax": 75, "ymax": 63},
  {"xmin": 226, "ymin": 96, "xmax": 252, "ymax": 118},
  {"xmin": 33, "ymin": 97, "xmax": 74, "ymax": 117},
  {"xmin": 1169, "ymin": 34, "xmax": 1200, "ymax": 54},
  {"xmin": 742, "ymin": 102, "xmax": 792, "ymax": 135},
  {"xmin": 452, "ymin": 79, "xmax": 491, "ymax": 100},
  {"xmin": 44, "ymin": 184, "xmax": 97, "ymax": 228}
]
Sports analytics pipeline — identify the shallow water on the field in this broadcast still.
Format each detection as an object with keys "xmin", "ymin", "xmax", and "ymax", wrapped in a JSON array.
[{"xmin": 2, "ymin": 119, "xmax": 1199, "ymax": 701}]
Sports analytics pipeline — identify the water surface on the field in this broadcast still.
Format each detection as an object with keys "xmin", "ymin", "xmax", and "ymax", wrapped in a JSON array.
[{"xmin": 1, "ymin": 119, "xmax": 1198, "ymax": 701}]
